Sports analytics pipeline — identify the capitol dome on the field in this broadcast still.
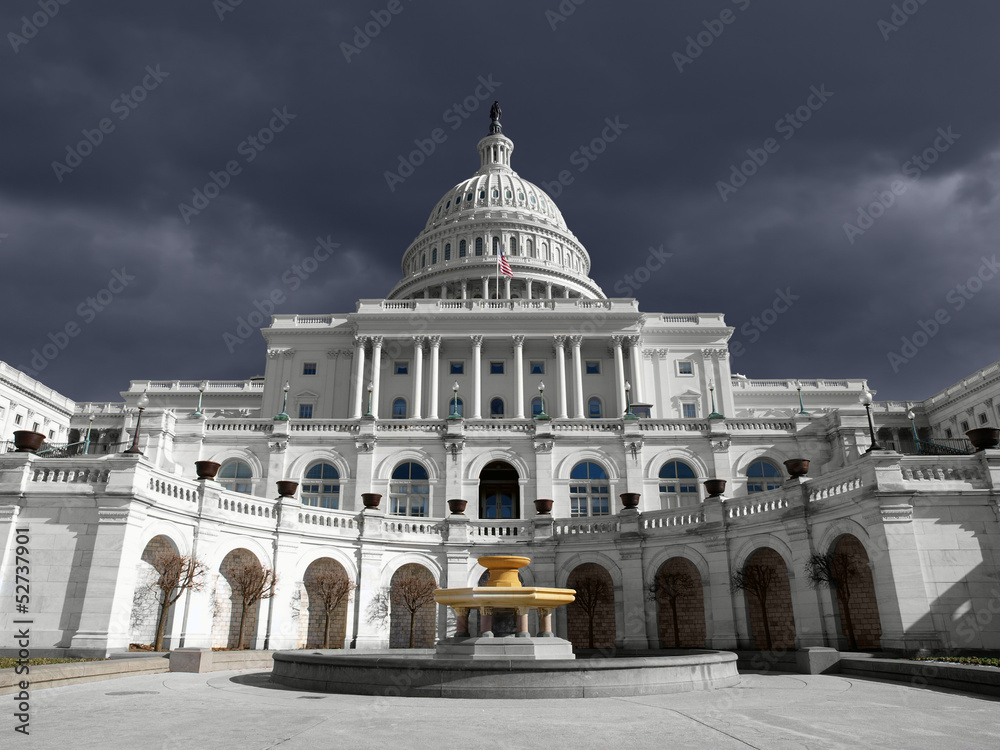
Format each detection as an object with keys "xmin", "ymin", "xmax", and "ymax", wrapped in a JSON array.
[{"xmin": 387, "ymin": 105, "xmax": 606, "ymax": 301}]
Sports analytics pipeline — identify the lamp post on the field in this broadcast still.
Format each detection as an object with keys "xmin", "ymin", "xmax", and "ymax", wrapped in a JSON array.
[
  {"xmin": 448, "ymin": 381, "xmax": 461, "ymax": 419},
  {"xmin": 623, "ymin": 380, "xmax": 638, "ymax": 420},
  {"xmin": 124, "ymin": 391, "xmax": 150, "ymax": 455},
  {"xmin": 794, "ymin": 380, "xmax": 809, "ymax": 415},
  {"xmin": 860, "ymin": 388, "xmax": 883, "ymax": 453},
  {"xmin": 708, "ymin": 379, "xmax": 724, "ymax": 420},
  {"xmin": 274, "ymin": 381, "xmax": 290, "ymax": 421},
  {"xmin": 364, "ymin": 381, "xmax": 374, "ymax": 418},
  {"xmin": 535, "ymin": 380, "xmax": 550, "ymax": 420},
  {"xmin": 907, "ymin": 409, "xmax": 920, "ymax": 454},
  {"xmin": 83, "ymin": 416, "xmax": 93, "ymax": 455},
  {"xmin": 192, "ymin": 381, "xmax": 207, "ymax": 418}
]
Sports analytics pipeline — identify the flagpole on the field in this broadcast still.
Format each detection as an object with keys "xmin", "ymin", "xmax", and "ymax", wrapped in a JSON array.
[{"xmin": 496, "ymin": 248, "xmax": 500, "ymax": 300}]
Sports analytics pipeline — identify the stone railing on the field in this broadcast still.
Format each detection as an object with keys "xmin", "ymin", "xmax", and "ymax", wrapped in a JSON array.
[
  {"xmin": 376, "ymin": 421, "xmax": 446, "ymax": 434},
  {"xmin": 807, "ymin": 466, "xmax": 865, "ymax": 503},
  {"xmin": 146, "ymin": 474, "xmax": 199, "ymax": 505},
  {"xmin": 469, "ymin": 520, "xmax": 532, "ymax": 540},
  {"xmin": 725, "ymin": 488, "xmax": 789, "ymax": 520},
  {"xmin": 216, "ymin": 487, "xmax": 276, "ymax": 524},
  {"xmin": 551, "ymin": 420, "xmax": 622, "ymax": 433},
  {"xmin": 898, "ymin": 457, "xmax": 988, "ymax": 488},
  {"xmin": 464, "ymin": 420, "xmax": 534, "ymax": 433},
  {"xmin": 639, "ymin": 420, "xmax": 709, "ymax": 432},
  {"xmin": 205, "ymin": 420, "xmax": 274, "ymax": 433},
  {"xmin": 725, "ymin": 420, "xmax": 796, "ymax": 432},
  {"xmin": 641, "ymin": 507, "xmax": 705, "ymax": 531},
  {"xmin": 295, "ymin": 506, "xmax": 358, "ymax": 534},
  {"xmin": 553, "ymin": 517, "xmax": 620, "ymax": 536},
  {"xmin": 382, "ymin": 519, "xmax": 446, "ymax": 538},
  {"xmin": 289, "ymin": 421, "xmax": 360, "ymax": 433},
  {"xmin": 29, "ymin": 463, "xmax": 111, "ymax": 485}
]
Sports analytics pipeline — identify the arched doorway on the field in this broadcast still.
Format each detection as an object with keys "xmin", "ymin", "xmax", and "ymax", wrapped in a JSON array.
[
  {"xmin": 566, "ymin": 563, "xmax": 616, "ymax": 650},
  {"xmin": 654, "ymin": 557, "xmax": 706, "ymax": 648},
  {"xmin": 129, "ymin": 535, "xmax": 180, "ymax": 649},
  {"xmin": 302, "ymin": 558, "xmax": 353, "ymax": 649},
  {"xmin": 389, "ymin": 563, "xmax": 437, "ymax": 648},
  {"xmin": 741, "ymin": 548, "xmax": 796, "ymax": 650},
  {"xmin": 213, "ymin": 548, "xmax": 264, "ymax": 650},
  {"xmin": 830, "ymin": 535, "xmax": 882, "ymax": 649},
  {"xmin": 479, "ymin": 461, "xmax": 520, "ymax": 519}
]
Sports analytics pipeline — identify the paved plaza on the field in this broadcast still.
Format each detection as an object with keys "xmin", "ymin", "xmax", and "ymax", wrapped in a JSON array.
[{"xmin": 9, "ymin": 668, "xmax": 1000, "ymax": 749}]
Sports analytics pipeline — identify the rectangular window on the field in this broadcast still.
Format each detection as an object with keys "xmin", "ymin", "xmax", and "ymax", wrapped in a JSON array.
[
  {"xmin": 298, "ymin": 404, "xmax": 313, "ymax": 419},
  {"xmin": 979, "ymin": 413, "xmax": 988, "ymax": 425},
  {"xmin": 302, "ymin": 362, "xmax": 317, "ymax": 375},
  {"xmin": 961, "ymin": 420, "xmax": 969, "ymax": 432},
  {"xmin": 490, "ymin": 361, "xmax": 504, "ymax": 375},
  {"xmin": 585, "ymin": 361, "xmax": 600, "ymax": 374},
  {"xmin": 945, "ymin": 428, "xmax": 953, "ymax": 438},
  {"xmin": 677, "ymin": 361, "xmax": 693, "ymax": 375},
  {"xmin": 15, "ymin": 414, "xmax": 22, "ymax": 425},
  {"xmin": 450, "ymin": 361, "xmax": 464, "ymax": 375},
  {"xmin": 530, "ymin": 361, "xmax": 544, "ymax": 374},
  {"xmin": 33, "ymin": 423, "xmax": 39, "ymax": 432},
  {"xmin": 682, "ymin": 403, "xmax": 697, "ymax": 418},
  {"xmin": 395, "ymin": 361, "xmax": 409, "ymax": 375},
  {"xmin": 48, "ymin": 430, "xmax": 55, "ymax": 439}
]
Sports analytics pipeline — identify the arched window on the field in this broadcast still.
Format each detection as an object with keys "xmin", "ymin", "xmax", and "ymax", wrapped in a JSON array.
[
  {"xmin": 569, "ymin": 461, "xmax": 610, "ymax": 517},
  {"xmin": 492, "ymin": 237, "xmax": 500, "ymax": 255},
  {"xmin": 658, "ymin": 460, "xmax": 698, "ymax": 509},
  {"xmin": 530, "ymin": 396, "xmax": 543, "ymax": 417},
  {"xmin": 746, "ymin": 459, "xmax": 782, "ymax": 493},
  {"xmin": 392, "ymin": 397, "xmax": 407, "ymax": 419},
  {"xmin": 490, "ymin": 397, "xmax": 505, "ymax": 419},
  {"xmin": 509, "ymin": 237, "xmax": 517, "ymax": 256},
  {"xmin": 475, "ymin": 238, "xmax": 483, "ymax": 256},
  {"xmin": 526, "ymin": 239, "xmax": 533, "ymax": 257},
  {"xmin": 302, "ymin": 462, "xmax": 340, "ymax": 509},
  {"xmin": 444, "ymin": 243, "xmax": 451, "ymax": 261},
  {"xmin": 431, "ymin": 248, "xmax": 437, "ymax": 264},
  {"xmin": 218, "ymin": 459, "xmax": 252, "ymax": 494},
  {"xmin": 588, "ymin": 397, "xmax": 603, "ymax": 419},
  {"xmin": 390, "ymin": 462, "xmax": 429, "ymax": 517},
  {"xmin": 459, "ymin": 240, "xmax": 467, "ymax": 257}
]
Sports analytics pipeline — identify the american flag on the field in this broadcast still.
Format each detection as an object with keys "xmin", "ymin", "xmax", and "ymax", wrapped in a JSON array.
[{"xmin": 498, "ymin": 247, "xmax": 514, "ymax": 277}]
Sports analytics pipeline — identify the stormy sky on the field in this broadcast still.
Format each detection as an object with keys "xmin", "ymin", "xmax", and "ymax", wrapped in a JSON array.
[{"xmin": 3, "ymin": 0, "xmax": 999, "ymax": 404}]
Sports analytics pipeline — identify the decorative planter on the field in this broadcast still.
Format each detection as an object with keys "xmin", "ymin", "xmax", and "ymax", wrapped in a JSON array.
[
  {"xmin": 619, "ymin": 492, "xmax": 641, "ymax": 509},
  {"xmin": 194, "ymin": 460, "xmax": 221, "ymax": 480},
  {"xmin": 276, "ymin": 480, "xmax": 299, "ymax": 498},
  {"xmin": 783, "ymin": 458, "xmax": 810, "ymax": 478},
  {"xmin": 361, "ymin": 492, "xmax": 382, "ymax": 509},
  {"xmin": 966, "ymin": 428, "xmax": 1000, "ymax": 452},
  {"xmin": 703, "ymin": 479, "xmax": 727, "ymax": 498},
  {"xmin": 448, "ymin": 498, "xmax": 468, "ymax": 515},
  {"xmin": 534, "ymin": 498, "xmax": 553, "ymax": 515},
  {"xmin": 13, "ymin": 430, "xmax": 45, "ymax": 453}
]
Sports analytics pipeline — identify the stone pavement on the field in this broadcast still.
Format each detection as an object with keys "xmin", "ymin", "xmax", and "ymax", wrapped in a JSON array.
[{"xmin": 8, "ymin": 668, "xmax": 1000, "ymax": 749}]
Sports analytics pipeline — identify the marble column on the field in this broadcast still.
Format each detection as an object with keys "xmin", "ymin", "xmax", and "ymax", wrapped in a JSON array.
[
  {"xmin": 351, "ymin": 335, "xmax": 366, "ymax": 419},
  {"xmin": 612, "ymin": 335, "xmax": 626, "ymax": 417},
  {"xmin": 513, "ymin": 335, "xmax": 525, "ymax": 418},
  {"xmin": 554, "ymin": 336, "xmax": 568, "ymax": 419},
  {"xmin": 471, "ymin": 335, "xmax": 483, "ymax": 419},
  {"xmin": 427, "ymin": 336, "xmax": 441, "ymax": 419},
  {"xmin": 627, "ymin": 335, "xmax": 644, "ymax": 403},
  {"xmin": 412, "ymin": 336, "xmax": 424, "ymax": 418},
  {"xmin": 570, "ymin": 335, "xmax": 584, "ymax": 418},
  {"xmin": 370, "ymin": 336, "xmax": 383, "ymax": 419}
]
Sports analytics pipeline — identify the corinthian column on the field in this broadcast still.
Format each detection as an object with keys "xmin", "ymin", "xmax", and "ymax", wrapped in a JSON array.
[
  {"xmin": 471, "ymin": 335, "xmax": 483, "ymax": 419},
  {"xmin": 427, "ymin": 336, "xmax": 441, "ymax": 419},
  {"xmin": 370, "ymin": 336, "xmax": 383, "ymax": 419},
  {"xmin": 351, "ymin": 336, "xmax": 367, "ymax": 419},
  {"xmin": 513, "ymin": 335, "xmax": 525, "ymax": 418},
  {"xmin": 570, "ymin": 335, "xmax": 584, "ymax": 418},
  {"xmin": 412, "ymin": 336, "xmax": 424, "ymax": 418},
  {"xmin": 554, "ymin": 336, "xmax": 568, "ymax": 419}
]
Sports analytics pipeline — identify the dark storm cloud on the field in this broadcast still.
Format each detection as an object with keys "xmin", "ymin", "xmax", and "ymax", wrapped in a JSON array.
[{"xmin": 2, "ymin": 0, "xmax": 999, "ymax": 403}]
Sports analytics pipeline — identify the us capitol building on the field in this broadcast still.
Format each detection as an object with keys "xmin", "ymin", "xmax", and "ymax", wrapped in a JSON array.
[{"xmin": 2, "ymin": 108, "xmax": 999, "ymax": 658}]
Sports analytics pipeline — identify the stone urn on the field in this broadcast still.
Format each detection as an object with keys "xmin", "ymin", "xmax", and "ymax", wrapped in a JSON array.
[
  {"xmin": 619, "ymin": 492, "xmax": 641, "ymax": 509},
  {"xmin": 534, "ymin": 498, "xmax": 553, "ymax": 515},
  {"xmin": 361, "ymin": 492, "xmax": 382, "ymax": 509},
  {"xmin": 448, "ymin": 498, "xmax": 468, "ymax": 515},
  {"xmin": 276, "ymin": 480, "xmax": 298, "ymax": 498},
  {"xmin": 784, "ymin": 458, "xmax": 810, "ymax": 478},
  {"xmin": 966, "ymin": 428, "xmax": 1000, "ymax": 452},
  {"xmin": 13, "ymin": 430, "xmax": 45, "ymax": 453},
  {"xmin": 194, "ymin": 460, "xmax": 221, "ymax": 480},
  {"xmin": 703, "ymin": 479, "xmax": 727, "ymax": 498}
]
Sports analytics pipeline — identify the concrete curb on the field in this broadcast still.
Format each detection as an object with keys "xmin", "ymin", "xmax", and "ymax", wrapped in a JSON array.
[
  {"xmin": 0, "ymin": 656, "xmax": 169, "ymax": 695},
  {"xmin": 840, "ymin": 657, "xmax": 1000, "ymax": 699}
]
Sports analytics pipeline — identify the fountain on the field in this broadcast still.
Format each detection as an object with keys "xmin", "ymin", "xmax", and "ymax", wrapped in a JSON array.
[{"xmin": 271, "ymin": 554, "xmax": 738, "ymax": 698}]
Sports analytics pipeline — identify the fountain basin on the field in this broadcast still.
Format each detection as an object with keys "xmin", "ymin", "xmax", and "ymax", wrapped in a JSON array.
[{"xmin": 434, "ymin": 586, "xmax": 576, "ymax": 611}]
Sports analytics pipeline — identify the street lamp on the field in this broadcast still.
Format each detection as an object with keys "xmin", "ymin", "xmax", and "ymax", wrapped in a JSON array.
[
  {"xmin": 860, "ymin": 388, "xmax": 883, "ymax": 453},
  {"xmin": 448, "ymin": 381, "xmax": 462, "ymax": 419},
  {"xmin": 535, "ymin": 380, "xmax": 550, "ymax": 420},
  {"xmin": 83, "ymin": 415, "xmax": 94, "ymax": 455},
  {"xmin": 907, "ymin": 409, "xmax": 920, "ymax": 454},
  {"xmin": 708, "ymin": 379, "xmax": 724, "ymax": 420},
  {"xmin": 793, "ymin": 380, "xmax": 809, "ymax": 415},
  {"xmin": 623, "ymin": 380, "xmax": 638, "ymax": 420},
  {"xmin": 191, "ymin": 380, "xmax": 207, "ymax": 418},
  {"xmin": 124, "ymin": 391, "xmax": 150, "ymax": 455},
  {"xmin": 274, "ymin": 381, "xmax": 290, "ymax": 421},
  {"xmin": 364, "ymin": 381, "xmax": 374, "ymax": 418}
]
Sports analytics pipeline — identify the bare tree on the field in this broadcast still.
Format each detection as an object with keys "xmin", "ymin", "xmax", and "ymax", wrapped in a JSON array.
[
  {"xmin": 805, "ymin": 551, "xmax": 868, "ymax": 650},
  {"xmin": 307, "ymin": 569, "xmax": 356, "ymax": 649},
  {"xmin": 145, "ymin": 550, "xmax": 207, "ymax": 651},
  {"xmin": 391, "ymin": 571, "xmax": 437, "ymax": 648},
  {"xmin": 647, "ymin": 571, "xmax": 695, "ymax": 648},
  {"xmin": 731, "ymin": 564, "xmax": 779, "ymax": 650},
  {"xmin": 570, "ymin": 574, "xmax": 612, "ymax": 649},
  {"xmin": 227, "ymin": 562, "xmax": 277, "ymax": 650}
]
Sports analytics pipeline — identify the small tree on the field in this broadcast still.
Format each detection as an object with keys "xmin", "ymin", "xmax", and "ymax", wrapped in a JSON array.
[
  {"xmin": 805, "ymin": 550, "xmax": 868, "ymax": 650},
  {"xmin": 146, "ymin": 550, "xmax": 207, "ymax": 651},
  {"xmin": 648, "ymin": 571, "xmax": 695, "ymax": 648},
  {"xmin": 731, "ymin": 564, "xmax": 779, "ymax": 650},
  {"xmin": 307, "ymin": 569, "xmax": 356, "ymax": 648},
  {"xmin": 228, "ymin": 561, "xmax": 277, "ymax": 650},
  {"xmin": 391, "ymin": 570, "xmax": 438, "ymax": 648},
  {"xmin": 570, "ymin": 574, "xmax": 612, "ymax": 649}
]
